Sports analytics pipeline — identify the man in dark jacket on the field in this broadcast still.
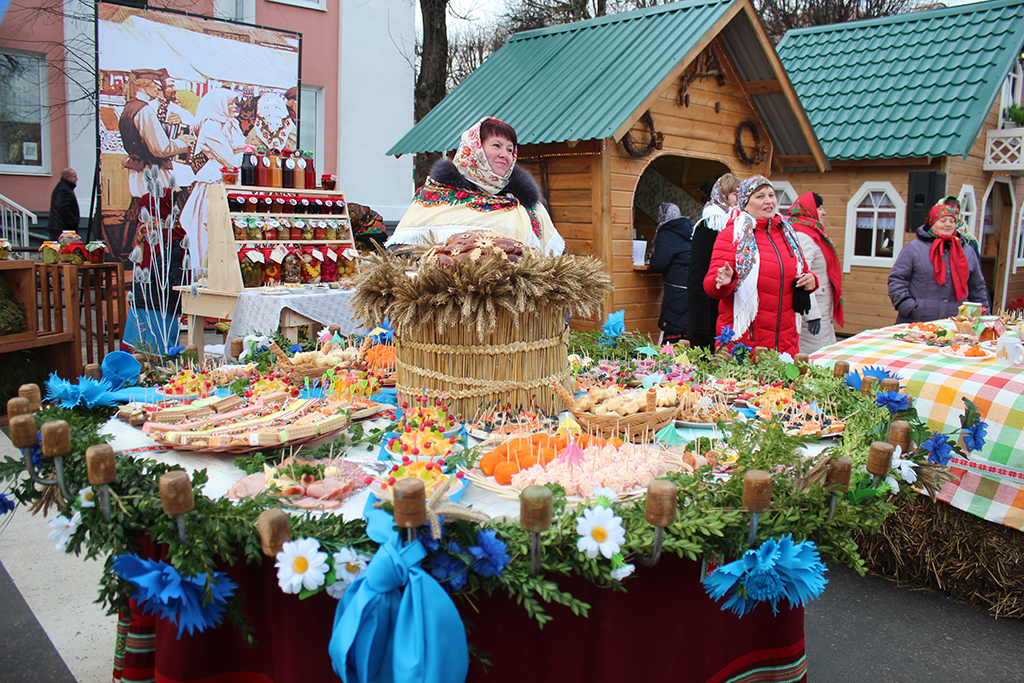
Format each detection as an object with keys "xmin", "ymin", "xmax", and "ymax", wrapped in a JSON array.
[
  {"xmin": 649, "ymin": 202, "xmax": 693, "ymax": 343},
  {"xmin": 48, "ymin": 168, "xmax": 80, "ymax": 240}
]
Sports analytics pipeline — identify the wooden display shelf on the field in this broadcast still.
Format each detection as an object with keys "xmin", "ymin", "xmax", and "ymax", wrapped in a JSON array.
[
  {"xmin": 223, "ymin": 185, "xmax": 344, "ymax": 197},
  {"xmin": 0, "ymin": 260, "xmax": 38, "ymax": 346}
]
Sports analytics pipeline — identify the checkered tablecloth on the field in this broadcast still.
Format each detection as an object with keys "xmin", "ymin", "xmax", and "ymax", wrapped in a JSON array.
[{"xmin": 813, "ymin": 324, "xmax": 1024, "ymax": 531}]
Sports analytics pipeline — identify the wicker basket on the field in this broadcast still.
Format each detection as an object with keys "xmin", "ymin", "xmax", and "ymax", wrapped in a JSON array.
[
  {"xmin": 551, "ymin": 382, "xmax": 676, "ymax": 442},
  {"xmin": 269, "ymin": 342, "xmax": 333, "ymax": 387},
  {"xmin": 395, "ymin": 306, "xmax": 572, "ymax": 421}
]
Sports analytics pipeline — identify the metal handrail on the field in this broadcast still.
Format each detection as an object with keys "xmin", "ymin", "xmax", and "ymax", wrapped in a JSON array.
[{"xmin": 0, "ymin": 192, "xmax": 38, "ymax": 247}]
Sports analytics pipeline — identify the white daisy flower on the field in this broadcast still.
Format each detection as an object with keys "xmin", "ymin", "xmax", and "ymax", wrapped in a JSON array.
[
  {"xmin": 47, "ymin": 510, "xmax": 82, "ymax": 552},
  {"xmin": 326, "ymin": 547, "xmax": 369, "ymax": 599},
  {"xmin": 275, "ymin": 538, "xmax": 329, "ymax": 594},
  {"xmin": 610, "ymin": 563, "xmax": 635, "ymax": 581},
  {"xmin": 79, "ymin": 486, "xmax": 96, "ymax": 508},
  {"xmin": 592, "ymin": 487, "xmax": 618, "ymax": 506},
  {"xmin": 576, "ymin": 506, "xmax": 626, "ymax": 559},
  {"xmin": 890, "ymin": 445, "xmax": 918, "ymax": 484}
]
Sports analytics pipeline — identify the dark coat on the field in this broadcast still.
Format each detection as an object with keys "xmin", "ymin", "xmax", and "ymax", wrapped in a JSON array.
[
  {"xmin": 703, "ymin": 214, "xmax": 816, "ymax": 355},
  {"xmin": 687, "ymin": 217, "xmax": 721, "ymax": 350},
  {"xmin": 48, "ymin": 177, "xmax": 80, "ymax": 239},
  {"xmin": 650, "ymin": 216, "xmax": 693, "ymax": 338},
  {"xmin": 429, "ymin": 158, "xmax": 545, "ymax": 209},
  {"xmin": 888, "ymin": 226, "xmax": 988, "ymax": 324}
]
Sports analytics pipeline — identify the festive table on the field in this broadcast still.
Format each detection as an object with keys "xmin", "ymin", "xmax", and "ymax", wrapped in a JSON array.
[
  {"xmin": 812, "ymin": 324, "xmax": 1024, "ymax": 531},
  {"xmin": 97, "ymin": 418, "xmax": 808, "ymax": 683},
  {"xmin": 226, "ymin": 287, "xmax": 366, "ymax": 345}
]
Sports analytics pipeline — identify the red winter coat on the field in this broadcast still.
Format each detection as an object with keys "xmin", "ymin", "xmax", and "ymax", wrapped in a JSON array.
[{"xmin": 702, "ymin": 214, "xmax": 815, "ymax": 355}]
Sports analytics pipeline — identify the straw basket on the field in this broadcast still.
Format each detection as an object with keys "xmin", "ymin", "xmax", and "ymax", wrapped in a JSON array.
[
  {"xmin": 395, "ymin": 306, "xmax": 572, "ymax": 421},
  {"xmin": 551, "ymin": 382, "xmax": 676, "ymax": 442},
  {"xmin": 268, "ymin": 342, "xmax": 331, "ymax": 387}
]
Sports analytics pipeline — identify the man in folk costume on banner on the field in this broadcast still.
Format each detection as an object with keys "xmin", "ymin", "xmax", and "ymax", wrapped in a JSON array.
[{"xmin": 112, "ymin": 68, "xmax": 194, "ymax": 261}]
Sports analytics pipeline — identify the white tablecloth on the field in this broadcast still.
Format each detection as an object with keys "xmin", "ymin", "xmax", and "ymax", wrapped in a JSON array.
[{"xmin": 226, "ymin": 288, "xmax": 366, "ymax": 341}]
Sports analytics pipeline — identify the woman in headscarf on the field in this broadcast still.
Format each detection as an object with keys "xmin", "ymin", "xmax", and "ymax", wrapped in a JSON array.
[
  {"xmin": 386, "ymin": 116, "xmax": 564, "ymax": 254},
  {"xmin": 936, "ymin": 195, "xmax": 981, "ymax": 258},
  {"xmin": 649, "ymin": 202, "xmax": 693, "ymax": 344},
  {"xmin": 688, "ymin": 173, "xmax": 740, "ymax": 350},
  {"xmin": 888, "ymin": 204, "xmax": 987, "ymax": 324},
  {"xmin": 703, "ymin": 175, "xmax": 817, "ymax": 355},
  {"xmin": 789, "ymin": 192, "xmax": 843, "ymax": 354},
  {"xmin": 179, "ymin": 88, "xmax": 245, "ymax": 273}
]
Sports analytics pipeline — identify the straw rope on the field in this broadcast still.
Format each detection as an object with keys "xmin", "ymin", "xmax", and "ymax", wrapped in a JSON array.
[
  {"xmin": 396, "ymin": 365, "xmax": 572, "ymax": 400},
  {"xmin": 398, "ymin": 327, "xmax": 570, "ymax": 356}
]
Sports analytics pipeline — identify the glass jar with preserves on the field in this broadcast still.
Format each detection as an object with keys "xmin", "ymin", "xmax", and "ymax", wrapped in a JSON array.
[
  {"xmin": 300, "ymin": 246, "xmax": 322, "ymax": 284},
  {"xmin": 245, "ymin": 195, "xmax": 259, "ymax": 213},
  {"xmin": 228, "ymin": 194, "xmax": 244, "ymax": 213},
  {"xmin": 320, "ymin": 248, "xmax": 338, "ymax": 283},
  {"xmin": 270, "ymin": 196, "xmax": 285, "ymax": 214},
  {"xmin": 262, "ymin": 247, "xmax": 281, "ymax": 285},
  {"xmin": 324, "ymin": 220, "xmax": 338, "ymax": 241},
  {"xmin": 312, "ymin": 198, "xmax": 326, "ymax": 215},
  {"xmin": 282, "ymin": 248, "xmax": 302, "ymax": 284},
  {"xmin": 238, "ymin": 248, "xmax": 264, "ymax": 288},
  {"xmin": 299, "ymin": 197, "xmax": 311, "ymax": 214},
  {"xmin": 321, "ymin": 174, "xmax": 336, "ymax": 191},
  {"xmin": 40, "ymin": 241, "xmax": 61, "ymax": 264},
  {"xmin": 275, "ymin": 218, "xmax": 291, "ymax": 241},
  {"xmin": 323, "ymin": 199, "xmax": 334, "ymax": 214},
  {"xmin": 247, "ymin": 217, "xmax": 263, "ymax": 241},
  {"xmin": 86, "ymin": 241, "xmax": 106, "ymax": 264},
  {"xmin": 290, "ymin": 220, "xmax": 304, "ymax": 241},
  {"xmin": 265, "ymin": 219, "xmax": 280, "ymax": 241},
  {"xmin": 332, "ymin": 198, "xmax": 346, "ymax": 215},
  {"xmin": 233, "ymin": 218, "xmax": 248, "ymax": 240},
  {"xmin": 302, "ymin": 220, "xmax": 315, "ymax": 241},
  {"xmin": 287, "ymin": 197, "xmax": 301, "ymax": 214},
  {"xmin": 313, "ymin": 221, "xmax": 327, "ymax": 241}
]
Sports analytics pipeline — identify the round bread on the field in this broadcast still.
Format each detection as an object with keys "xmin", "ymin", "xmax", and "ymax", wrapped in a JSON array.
[{"xmin": 422, "ymin": 230, "xmax": 532, "ymax": 265}]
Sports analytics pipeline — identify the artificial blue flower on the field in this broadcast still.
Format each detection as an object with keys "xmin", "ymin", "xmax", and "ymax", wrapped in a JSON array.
[
  {"xmin": 715, "ymin": 325, "xmax": 736, "ymax": 345},
  {"xmin": 368, "ymin": 317, "xmax": 393, "ymax": 344},
  {"xmin": 76, "ymin": 376, "xmax": 116, "ymax": 408},
  {"xmin": 259, "ymin": 344, "xmax": 269, "ymax": 352},
  {"xmin": 417, "ymin": 516, "xmax": 445, "ymax": 554},
  {"xmin": 962, "ymin": 420, "xmax": 988, "ymax": 453},
  {"xmin": 875, "ymin": 391, "xmax": 910, "ymax": 415},
  {"xmin": 45, "ymin": 372, "xmax": 77, "ymax": 408},
  {"xmin": 0, "ymin": 492, "xmax": 15, "ymax": 515},
  {"xmin": 30, "ymin": 442, "xmax": 42, "ymax": 470},
  {"xmin": 842, "ymin": 365, "xmax": 900, "ymax": 392},
  {"xmin": 427, "ymin": 542, "xmax": 468, "ymax": 592},
  {"xmin": 601, "ymin": 310, "xmax": 625, "ymax": 339},
  {"xmin": 732, "ymin": 342, "xmax": 751, "ymax": 360},
  {"xmin": 920, "ymin": 430, "xmax": 954, "ymax": 466},
  {"xmin": 703, "ymin": 534, "xmax": 827, "ymax": 617},
  {"xmin": 166, "ymin": 345, "xmax": 186, "ymax": 356},
  {"xmin": 112, "ymin": 554, "xmax": 237, "ymax": 638},
  {"xmin": 288, "ymin": 343, "xmax": 304, "ymax": 354},
  {"xmin": 468, "ymin": 529, "xmax": 510, "ymax": 578}
]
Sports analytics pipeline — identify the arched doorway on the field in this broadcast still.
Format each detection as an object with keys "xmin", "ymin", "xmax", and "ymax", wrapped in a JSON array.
[{"xmin": 632, "ymin": 155, "xmax": 732, "ymax": 254}]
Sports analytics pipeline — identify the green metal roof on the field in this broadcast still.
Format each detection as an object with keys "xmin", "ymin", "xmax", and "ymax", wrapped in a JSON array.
[
  {"xmin": 776, "ymin": 0, "xmax": 1024, "ymax": 161},
  {"xmin": 389, "ymin": 0, "xmax": 820, "ymax": 157}
]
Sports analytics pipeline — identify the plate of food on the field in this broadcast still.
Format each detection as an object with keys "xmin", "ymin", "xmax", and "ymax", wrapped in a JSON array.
[{"xmin": 940, "ymin": 344, "xmax": 994, "ymax": 360}]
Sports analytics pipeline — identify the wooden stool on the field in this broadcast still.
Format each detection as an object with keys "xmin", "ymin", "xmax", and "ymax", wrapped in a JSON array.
[{"xmin": 279, "ymin": 308, "xmax": 323, "ymax": 344}]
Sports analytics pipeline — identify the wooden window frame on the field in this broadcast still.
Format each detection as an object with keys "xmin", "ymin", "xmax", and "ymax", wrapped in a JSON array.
[{"xmin": 843, "ymin": 181, "xmax": 905, "ymax": 272}]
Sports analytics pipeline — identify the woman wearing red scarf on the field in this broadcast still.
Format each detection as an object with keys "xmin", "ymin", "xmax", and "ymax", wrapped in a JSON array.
[
  {"xmin": 888, "ymin": 204, "xmax": 987, "ymax": 324},
  {"xmin": 789, "ymin": 192, "xmax": 843, "ymax": 353}
]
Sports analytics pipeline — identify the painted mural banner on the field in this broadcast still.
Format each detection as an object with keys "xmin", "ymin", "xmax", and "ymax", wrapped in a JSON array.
[{"xmin": 97, "ymin": 4, "xmax": 299, "ymax": 352}]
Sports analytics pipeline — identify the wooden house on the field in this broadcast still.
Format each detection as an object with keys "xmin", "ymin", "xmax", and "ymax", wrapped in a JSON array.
[
  {"xmin": 774, "ymin": 0, "xmax": 1024, "ymax": 334},
  {"xmin": 388, "ymin": 0, "xmax": 827, "ymax": 334}
]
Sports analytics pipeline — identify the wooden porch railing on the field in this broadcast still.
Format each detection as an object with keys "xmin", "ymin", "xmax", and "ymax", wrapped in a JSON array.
[{"xmin": 35, "ymin": 262, "xmax": 127, "ymax": 373}]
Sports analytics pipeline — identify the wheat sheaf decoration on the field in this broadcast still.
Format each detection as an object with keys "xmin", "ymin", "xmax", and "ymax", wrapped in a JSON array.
[{"xmin": 352, "ymin": 236, "xmax": 611, "ymax": 342}]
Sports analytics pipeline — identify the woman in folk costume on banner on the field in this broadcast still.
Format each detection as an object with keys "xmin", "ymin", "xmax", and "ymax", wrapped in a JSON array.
[
  {"xmin": 179, "ymin": 89, "xmax": 246, "ymax": 274},
  {"xmin": 688, "ymin": 173, "xmax": 740, "ymax": 350},
  {"xmin": 888, "ymin": 204, "xmax": 987, "ymax": 324},
  {"xmin": 386, "ymin": 116, "xmax": 564, "ymax": 255},
  {"xmin": 788, "ymin": 192, "xmax": 843, "ymax": 354},
  {"xmin": 703, "ymin": 175, "xmax": 817, "ymax": 356}
]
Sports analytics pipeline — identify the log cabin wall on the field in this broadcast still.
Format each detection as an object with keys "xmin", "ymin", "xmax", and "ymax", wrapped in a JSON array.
[
  {"xmin": 945, "ymin": 98, "xmax": 1024, "ymax": 309},
  {"xmin": 604, "ymin": 41, "xmax": 770, "ymax": 337}
]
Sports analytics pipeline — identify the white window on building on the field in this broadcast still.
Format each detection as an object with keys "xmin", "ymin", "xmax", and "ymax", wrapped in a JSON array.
[
  {"xmin": 999, "ymin": 59, "xmax": 1022, "ymax": 129},
  {"xmin": 773, "ymin": 181, "xmax": 798, "ymax": 216},
  {"xmin": 958, "ymin": 185, "xmax": 977, "ymax": 238},
  {"xmin": 0, "ymin": 49, "xmax": 50, "ymax": 175},
  {"xmin": 843, "ymin": 182, "xmax": 906, "ymax": 272},
  {"xmin": 299, "ymin": 84, "xmax": 324, "ymax": 176},
  {"xmin": 267, "ymin": 0, "xmax": 326, "ymax": 11}
]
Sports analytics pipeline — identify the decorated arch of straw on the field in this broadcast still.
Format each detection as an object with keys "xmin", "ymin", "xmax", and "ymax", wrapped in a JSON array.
[{"xmin": 352, "ymin": 237, "xmax": 610, "ymax": 419}]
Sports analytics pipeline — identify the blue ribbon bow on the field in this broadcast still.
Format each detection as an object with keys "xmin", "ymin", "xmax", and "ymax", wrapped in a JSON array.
[{"xmin": 328, "ymin": 502, "xmax": 468, "ymax": 683}]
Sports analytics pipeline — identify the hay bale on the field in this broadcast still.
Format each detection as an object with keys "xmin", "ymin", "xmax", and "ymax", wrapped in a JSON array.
[{"xmin": 854, "ymin": 496, "xmax": 1024, "ymax": 619}]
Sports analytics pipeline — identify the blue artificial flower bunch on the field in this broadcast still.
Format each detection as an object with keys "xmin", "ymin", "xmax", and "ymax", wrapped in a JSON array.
[
  {"xmin": 421, "ymin": 525, "xmax": 511, "ymax": 593},
  {"xmin": 368, "ymin": 317, "xmax": 394, "ymax": 344},
  {"xmin": 875, "ymin": 390, "xmax": 911, "ymax": 415},
  {"xmin": 44, "ymin": 373, "xmax": 117, "ymax": 409},
  {"xmin": 0, "ymin": 491, "xmax": 16, "ymax": 516},
  {"xmin": 112, "ymin": 554, "xmax": 237, "ymax": 638},
  {"xmin": 715, "ymin": 324, "xmax": 736, "ymax": 346},
  {"xmin": 841, "ymin": 365, "xmax": 899, "ymax": 393},
  {"xmin": 703, "ymin": 534, "xmax": 827, "ymax": 617},
  {"xmin": 731, "ymin": 342, "xmax": 752, "ymax": 361},
  {"xmin": 600, "ymin": 310, "xmax": 626, "ymax": 347},
  {"xmin": 920, "ymin": 430, "xmax": 954, "ymax": 466}
]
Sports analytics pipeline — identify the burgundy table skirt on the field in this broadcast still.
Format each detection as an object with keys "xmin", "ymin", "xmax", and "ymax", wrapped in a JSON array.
[{"xmin": 152, "ymin": 554, "xmax": 806, "ymax": 683}]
